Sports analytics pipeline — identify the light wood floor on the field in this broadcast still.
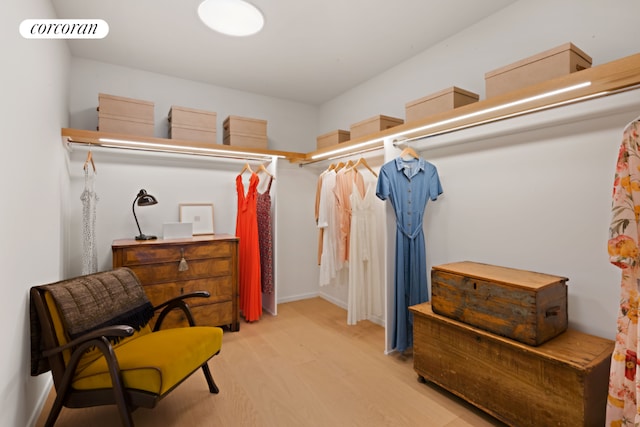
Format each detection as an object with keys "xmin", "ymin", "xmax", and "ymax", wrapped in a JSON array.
[{"xmin": 36, "ymin": 297, "xmax": 506, "ymax": 427}]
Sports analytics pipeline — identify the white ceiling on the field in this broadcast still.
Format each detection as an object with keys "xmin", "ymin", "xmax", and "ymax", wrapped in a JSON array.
[{"xmin": 51, "ymin": 0, "xmax": 516, "ymax": 105}]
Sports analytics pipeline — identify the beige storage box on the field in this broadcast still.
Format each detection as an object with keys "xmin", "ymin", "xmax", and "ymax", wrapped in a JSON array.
[
  {"xmin": 485, "ymin": 42, "xmax": 592, "ymax": 98},
  {"xmin": 97, "ymin": 93, "xmax": 154, "ymax": 137},
  {"xmin": 168, "ymin": 106, "xmax": 217, "ymax": 144},
  {"xmin": 431, "ymin": 261, "xmax": 568, "ymax": 346},
  {"xmin": 405, "ymin": 87, "xmax": 479, "ymax": 123},
  {"xmin": 223, "ymin": 115, "xmax": 267, "ymax": 149},
  {"xmin": 411, "ymin": 302, "xmax": 613, "ymax": 427},
  {"xmin": 316, "ymin": 130, "xmax": 350, "ymax": 150},
  {"xmin": 350, "ymin": 115, "xmax": 404, "ymax": 140}
]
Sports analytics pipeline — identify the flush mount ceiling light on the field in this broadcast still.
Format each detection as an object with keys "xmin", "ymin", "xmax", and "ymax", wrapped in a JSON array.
[{"xmin": 197, "ymin": 0, "xmax": 264, "ymax": 37}]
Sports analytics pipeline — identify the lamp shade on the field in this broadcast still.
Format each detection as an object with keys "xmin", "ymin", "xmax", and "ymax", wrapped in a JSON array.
[
  {"xmin": 133, "ymin": 189, "xmax": 158, "ymax": 240},
  {"xmin": 136, "ymin": 190, "xmax": 158, "ymax": 206}
]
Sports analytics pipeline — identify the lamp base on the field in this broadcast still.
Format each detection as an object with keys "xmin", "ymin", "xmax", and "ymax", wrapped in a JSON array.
[{"xmin": 135, "ymin": 234, "xmax": 157, "ymax": 241}]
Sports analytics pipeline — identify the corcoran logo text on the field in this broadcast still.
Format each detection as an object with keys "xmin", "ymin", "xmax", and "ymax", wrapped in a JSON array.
[{"xmin": 20, "ymin": 19, "xmax": 109, "ymax": 39}]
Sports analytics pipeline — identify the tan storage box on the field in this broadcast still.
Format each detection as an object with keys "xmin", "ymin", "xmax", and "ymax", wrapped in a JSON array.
[
  {"xmin": 405, "ymin": 87, "xmax": 479, "ymax": 123},
  {"xmin": 168, "ymin": 106, "xmax": 217, "ymax": 144},
  {"xmin": 350, "ymin": 115, "xmax": 404, "ymax": 140},
  {"xmin": 316, "ymin": 130, "xmax": 350, "ymax": 149},
  {"xmin": 97, "ymin": 93, "xmax": 154, "ymax": 136},
  {"xmin": 431, "ymin": 261, "xmax": 568, "ymax": 346},
  {"xmin": 485, "ymin": 42, "xmax": 592, "ymax": 98},
  {"xmin": 223, "ymin": 115, "xmax": 267, "ymax": 149},
  {"xmin": 411, "ymin": 303, "xmax": 612, "ymax": 427}
]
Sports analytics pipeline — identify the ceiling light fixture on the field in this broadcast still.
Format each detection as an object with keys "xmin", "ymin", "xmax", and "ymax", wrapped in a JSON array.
[{"xmin": 197, "ymin": 0, "xmax": 264, "ymax": 37}]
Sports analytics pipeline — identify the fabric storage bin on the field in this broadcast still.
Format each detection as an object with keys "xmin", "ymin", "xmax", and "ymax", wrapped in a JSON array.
[
  {"xmin": 405, "ymin": 87, "xmax": 479, "ymax": 123},
  {"xmin": 168, "ymin": 106, "xmax": 217, "ymax": 144},
  {"xmin": 485, "ymin": 42, "xmax": 592, "ymax": 98},
  {"xmin": 97, "ymin": 93, "xmax": 154, "ymax": 136},
  {"xmin": 350, "ymin": 115, "xmax": 404, "ymax": 140},
  {"xmin": 316, "ymin": 130, "xmax": 350, "ymax": 149}
]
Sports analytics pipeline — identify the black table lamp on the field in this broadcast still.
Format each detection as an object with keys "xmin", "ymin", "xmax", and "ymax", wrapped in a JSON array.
[{"xmin": 132, "ymin": 189, "xmax": 158, "ymax": 240}]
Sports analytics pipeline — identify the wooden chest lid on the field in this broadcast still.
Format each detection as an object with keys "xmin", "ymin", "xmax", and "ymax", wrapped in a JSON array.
[{"xmin": 432, "ymin": 261, "xmax": 568, "ymax": 290}]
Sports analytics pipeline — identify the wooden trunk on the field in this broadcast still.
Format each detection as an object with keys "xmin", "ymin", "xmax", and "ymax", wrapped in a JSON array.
[
  {"xmin": 411, "ymin": 302, "xmax": 613, "ymax": 427},
  {"xmin": 405, "ymin": 86, "xmax": 479, "ymax": 123},
  {"xmin": 485, "ymin": 42, "xmax": 592, "ymax": 98},
  {"xmin": 431, "ymin": 261, "xmax": 568, "ymax": 345},
  {"xmin": 349, "ymin": 114, "xmax": 404, "ymax": 140},
  {"xmin": 112, "ymin": 235, "xmax": 239, "ymax": 332}
]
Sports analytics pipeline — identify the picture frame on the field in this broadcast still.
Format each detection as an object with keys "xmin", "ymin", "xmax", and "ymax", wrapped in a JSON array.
[{"xmin": 179, "ymin": 203, "xmax": 214, "ymax": 235}]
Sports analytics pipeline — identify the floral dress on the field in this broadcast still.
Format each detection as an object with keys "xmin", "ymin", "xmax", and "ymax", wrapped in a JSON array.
[
  {"xmin": 257, "ymin": 176, "xmax": 274, "ymax": 294},
  {"xmin": 607, "ymin": 119, "xmax": 640, "ymax": 426}
]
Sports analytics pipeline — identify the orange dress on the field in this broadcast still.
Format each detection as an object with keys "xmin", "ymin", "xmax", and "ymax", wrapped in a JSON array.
[{"xmin": 236, "ymin": 172, "xmax": 262, "ymax": 322}]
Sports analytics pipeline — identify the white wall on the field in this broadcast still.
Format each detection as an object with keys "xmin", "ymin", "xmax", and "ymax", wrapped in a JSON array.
[
  {"xmin": 69, "ymin": 57, "xmax": 319, "ymax": 153},
  {"xmin": 2, "ymin": 1, "xmax": 70, "ymax": 426}
]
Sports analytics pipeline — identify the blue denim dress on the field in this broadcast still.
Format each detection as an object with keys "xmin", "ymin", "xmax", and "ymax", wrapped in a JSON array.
[{"xmin": 376, "ymin": 157, "xmax": 443, "ymax": 352}]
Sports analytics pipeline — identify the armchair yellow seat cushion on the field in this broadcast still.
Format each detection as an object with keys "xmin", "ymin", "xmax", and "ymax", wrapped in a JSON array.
[
  {"xmin": 73, "ymin": 326, "xmax": 223, "ymax": 395},
  {"xmin": 30, "ymin": 267, "xmax": 224, "ymax": 427}
]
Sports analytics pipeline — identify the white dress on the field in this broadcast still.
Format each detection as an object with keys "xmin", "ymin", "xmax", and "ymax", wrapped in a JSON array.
[
  {"xmin": 318, "ymin": 170, "xmax": 339, "ymax": 286},
  {"xmin": 80, "ymin": 168, "xmax": 99, "ymax": 275},
  {"xmin": 347, "ymin": 180, "xmax": 384, "ymax": 325}
]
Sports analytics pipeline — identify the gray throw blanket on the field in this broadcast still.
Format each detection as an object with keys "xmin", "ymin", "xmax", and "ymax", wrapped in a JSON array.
[{"xmin": 30, "ymin": 268, "xmax": 154, "ymax": 375}]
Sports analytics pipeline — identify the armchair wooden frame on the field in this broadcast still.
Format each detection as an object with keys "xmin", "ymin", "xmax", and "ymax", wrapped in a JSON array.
[{"xmin": 31, "ymin": 275, "xmax": 222, "ymax": 427}]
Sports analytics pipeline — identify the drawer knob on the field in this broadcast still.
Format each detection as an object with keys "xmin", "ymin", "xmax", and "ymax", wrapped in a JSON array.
[{"xmin": 178, "ymin": 248, "xmax": 189, "ymax": 272}]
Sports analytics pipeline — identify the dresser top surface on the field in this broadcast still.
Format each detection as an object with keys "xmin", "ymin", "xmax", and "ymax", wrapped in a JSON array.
[{"xmin": 112, "ymin": 234, "xmax": 237, "ymax": 247}]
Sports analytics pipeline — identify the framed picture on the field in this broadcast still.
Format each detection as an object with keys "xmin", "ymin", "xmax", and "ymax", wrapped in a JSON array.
[{"xmin": 179, "ymin": 203, "xmax": 214, "ymax": 235}]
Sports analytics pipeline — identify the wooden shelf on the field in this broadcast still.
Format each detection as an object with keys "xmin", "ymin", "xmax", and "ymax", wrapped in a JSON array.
[
  {"xmin": 62, "ymin": 52, "xmax": 640, "ymax": 164},
  {"xmin": 304, "ymin": 51, "xmax": 640, "ymax": 163},
  {"xmin": 61, "ymin": 128, "xmax": 306, "ymax": 162}
]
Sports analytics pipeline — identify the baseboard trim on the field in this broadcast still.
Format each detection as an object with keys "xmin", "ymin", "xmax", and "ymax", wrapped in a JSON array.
[{"xmin": 29, "ymin": 376, "xmax": 53, "ymax": 427}]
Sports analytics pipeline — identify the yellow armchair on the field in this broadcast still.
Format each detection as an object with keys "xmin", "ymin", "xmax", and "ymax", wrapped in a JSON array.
[{"xmin": 30, "ymin": 267, "xmax": 223, "ymax": 427}]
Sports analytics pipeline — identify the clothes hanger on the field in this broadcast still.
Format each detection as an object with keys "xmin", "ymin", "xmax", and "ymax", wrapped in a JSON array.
[
  {"xmin": 399, "ymin": 146, "xmax": 420, "ymax": 160},
  {"xmin": 257, "ymin": 163, "xmax": 275, "ymax": 179},
  {"xmin": 352, "ymin": 157, "xmax": 378, "ymax": 177},
  {"xmin": 83, "ymin": 149, "xmax": 96, "ymax": 173},
  {"xmin": 334, "ymin": 161, "xmax": 346, "ymax": 172},
  {"xmin": 240, "ymin": 162, "xmax": 254, "ymax": 175}
]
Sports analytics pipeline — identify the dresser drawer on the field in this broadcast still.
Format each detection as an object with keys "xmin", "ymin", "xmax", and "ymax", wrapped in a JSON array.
[
  {"xmin": 143, "ymin": 277, "xmax": 233, "ymax": 307},
  {"xmin": 120, "ymin": 241, "xmax": 234, "ymax": 266},
  {"xmin": 113, "ymin": 236, "xmax": 239, "ymax": 332},
  {"xmin": 152, "ymin": 301, "xmax": 234, "ymax": 329},
  {"xmin": 128, "ymin": 258, "xmax": 233, "ymax": 283}
]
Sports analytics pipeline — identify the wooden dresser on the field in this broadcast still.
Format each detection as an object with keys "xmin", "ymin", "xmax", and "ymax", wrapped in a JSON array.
[
  {"xmin": 112, "ymin": 235, "xmax": 239, "ymax": 331},
  {"xmin": 410, "ymin": 302, "xmax": 613, "ymax": 427}
]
